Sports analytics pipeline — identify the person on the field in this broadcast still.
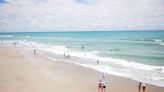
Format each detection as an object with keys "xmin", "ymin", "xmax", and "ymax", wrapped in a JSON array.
[
  {"xmin": 13, "ymin": 42, "xmax": 16, "ymax": 48},
  {"xmin": 98, "ymin": 80, "xmax": 102, "ymax": 92},
  {"xmin": 102, "ymin": 81, "xmax": 106, "ymax": 92},
  {"xmin": 138, "ymin": 82, "xmax": 142, "ymax": 92},
  {"xmin": 81, "ymin": 45, "xmax": 84, "ymax": 49},
  {"xmin": 101, "ymin": 73, "xmax": 106, "ymax": 92},
  {"xmin": 142, "ymin": 83, "xmax": 146, "ymax": 92},
  {"xmin": 102, "ymin": 73, "xmax": 106, "ymax": 79},
  {"xmin": 34, "ymin": 48, "xmax": 36, "ymax": 56},
  {"xmin": 66, "ymin": 55, "xmax": 70, "ymax": 59},
  {"xmin": 63, "ymin": 53, "xmax": 66, "ymax": 57},
  {"xmin": 97, "ymin": 60, "xmax": 99, "ymax": 64}
]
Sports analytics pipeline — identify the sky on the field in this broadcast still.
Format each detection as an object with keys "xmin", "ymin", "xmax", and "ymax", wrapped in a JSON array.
[{"xmin": 0, "ymin": 0, "xmax": 164, "ymax": 32}]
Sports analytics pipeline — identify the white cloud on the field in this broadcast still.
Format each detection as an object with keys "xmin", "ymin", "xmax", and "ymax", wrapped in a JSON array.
[{"xmin": 0, "ymin": 0, "xmax": 164, "ymax": 32}]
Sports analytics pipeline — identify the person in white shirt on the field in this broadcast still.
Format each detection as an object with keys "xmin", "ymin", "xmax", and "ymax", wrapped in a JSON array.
[{"xmin": 101, "ymin": 73, "xmax": 106, "ymax": 92}]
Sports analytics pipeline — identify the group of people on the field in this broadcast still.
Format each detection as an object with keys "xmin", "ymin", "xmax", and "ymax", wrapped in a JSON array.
[
  {"xmin": 139, "ymin": 82, "xmax": 146, "ymax": 92},
  {"xmin": 98, "ymin": 73, "xmax": 106, "ymax": 92},
  {"xmin": 63, "ymin": 53, "xmax": 71, "ymax": 59},
  {"xmin": 110, "ymin": 48, "xmax": 121, "ymax": 52},
  {"xmin": 97, "ymin": 73, "xmax": 146, "ymax": 92}
]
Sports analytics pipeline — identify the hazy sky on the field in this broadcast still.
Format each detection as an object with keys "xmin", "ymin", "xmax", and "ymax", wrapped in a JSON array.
[{"xmin": 0, "ymin": 0, "xmax": 164, "ymax": 32}]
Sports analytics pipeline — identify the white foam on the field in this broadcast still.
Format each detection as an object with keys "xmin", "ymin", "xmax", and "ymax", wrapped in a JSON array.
[
  {"xmin": 44, "ymin": 46, "xmax": 98, "ymax": 59},
  {"xmin": 38, "ymin": 41, "xmax": 164, "ymax": 72},
  {"xmin": 98, "ymin": 57, "xmax": 164, "ymax": 71},
  {"xmin": 80, "ymin": 64, "xmax": 128, "ymax": 77},
  {"xmin": 153, "ymin": 39, "xmax": 164, "ymax": 46},
  {"xmin": 155, "ymin": 39, "xmax": 162, "ymax": 42},
  {"xmin": 159, "ymin": 42, "xmax": 164, "ymax": 46},
  {"xmin": 44, "ymin": 46, "xmax": 69, "ymax": 55},
  {"xmin": 78, "ymin": 63, "xmax": 164, "ymax": 87},
  {"xmin": 161, "ymin": 67, "xmax": 164, "ymax": 73},
  {"xmin": 25, "ymin": 36, "xmax": 30, "ymax": 38},
  {"xmin": 0, "ymin": 35, "xmax": 13, "ymax": 37}
]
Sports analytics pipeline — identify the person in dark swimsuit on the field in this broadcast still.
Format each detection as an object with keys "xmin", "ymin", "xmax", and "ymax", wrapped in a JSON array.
[{"xmin": 142, "ymin": 83, "xmax": 146, "ymax": 92}]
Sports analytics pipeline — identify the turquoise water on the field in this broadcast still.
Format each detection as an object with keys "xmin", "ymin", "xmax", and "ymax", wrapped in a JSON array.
[
  {"xmin": 1, "ymin": 31, "xmax": 164, "ymax": 65},
  {"xmin": 0, "ymin": 30, "xmax": 164, "ymax": 86}
]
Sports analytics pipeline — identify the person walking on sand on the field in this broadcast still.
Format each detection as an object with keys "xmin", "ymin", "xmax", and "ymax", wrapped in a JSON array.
[
  {"xmin": 101, "ymin": 73, "xmax": 106, "ymax": 92},
  {"xmin": 138, "ymin": 82, "xmax": 142, "ymax": 92},
  {"xmin": 97, "ymin": 60, "xmax": 99, "ymax": 64},
  {"xmin": 98, "ymin": 80, "xmax": 102, "ymax": 92},
  {"xmin": 142, "ymin": 83, "xmax": 146, "ymax": 92},
  {"xmin": 102, "ymin": 80, "xmax": 106, "ymax": 92},
  {"xmin": 34, "ymin": 48, "xmax": 36, "ymax": 56},
  {"xmin": 63, "ymin": 53, "xmax": 66, "ymax": 58}
]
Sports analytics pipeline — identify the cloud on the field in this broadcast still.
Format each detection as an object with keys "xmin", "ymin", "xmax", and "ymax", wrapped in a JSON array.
[{"xmin": 0, "ymin": 0, "xmax": 164, "ymax": 32}]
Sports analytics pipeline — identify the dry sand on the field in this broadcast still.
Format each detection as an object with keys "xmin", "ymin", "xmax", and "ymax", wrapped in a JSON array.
[{"xmin": 0, "ymin": 47, "xmax": 164, "ymax": 92}]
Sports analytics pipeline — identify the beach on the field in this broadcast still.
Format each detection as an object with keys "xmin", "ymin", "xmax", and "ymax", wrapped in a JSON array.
[
  {"xmin": 0, "ymin": 46, "xmax": 164, "ymax": 92},
  {"xmin": 1, "ymin": 31, "xmax": 164, "ymax": 87},
  {"xmin": 0, "ymin": 0, "xmax": 164, "ymax": 91}
]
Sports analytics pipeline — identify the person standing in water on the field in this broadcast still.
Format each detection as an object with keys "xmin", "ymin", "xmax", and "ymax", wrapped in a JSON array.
[{"xmin": 81, "ymin": 45, "xmax": 84, "ymax": 49}]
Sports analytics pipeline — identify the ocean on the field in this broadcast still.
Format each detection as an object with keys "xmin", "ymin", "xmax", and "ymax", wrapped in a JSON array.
[{"xmin": 0, "ymin": 31, "xmax": 164, "ymax": 87}]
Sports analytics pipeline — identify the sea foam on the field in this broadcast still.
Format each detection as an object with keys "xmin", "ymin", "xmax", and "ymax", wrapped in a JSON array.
[{"xmin": 0, "ymin": 35, "xmax": 13, "ymax": 38}]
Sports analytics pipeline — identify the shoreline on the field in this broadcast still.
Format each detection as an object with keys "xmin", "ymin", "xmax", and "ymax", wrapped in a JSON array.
[
  {"xmin": 0, "ymin": 47, "xmax": 164, "ymax": 92},
  {"xmin": 41, "ymin": 54, "xmax": 164, "ymax": 89},
  {"xmin": 26, "ymin": 46, "xmax": 164, "ymax": 88},
  {"xmin": 1, "ymin": 38, "xmax": 164, "ymax": 88}
]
